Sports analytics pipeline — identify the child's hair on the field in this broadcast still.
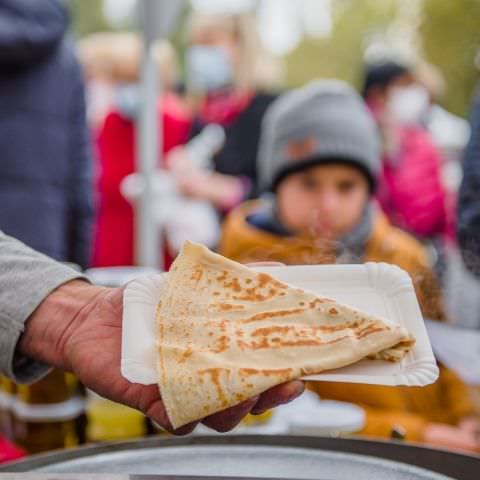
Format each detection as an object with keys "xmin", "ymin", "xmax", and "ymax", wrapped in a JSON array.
[{"xmin": 361, "ymin": 60, "xmax": 410, "ymax": 98}]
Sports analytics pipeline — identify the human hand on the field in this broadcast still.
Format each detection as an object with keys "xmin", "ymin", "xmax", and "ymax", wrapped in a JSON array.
[
  {"xmin": 177, "ymin": 171, "xmax": 244, "ymax": 211},
  {"xmin": 166, "ymin": 146, "xmax": 197, "ymax": 177},
  {"xmin": 20, "ymin": 280, "xmax": 305, "ymax": 435},
  {"xmin": 458, "ymin": 416, "xmax": 480, "ymax": 436},
  {"xmin": 423, "ymin": 423, "xmax": 480, "ymax": 452},
  {"xmin": 167, "ymin": 146, "xmax": 244, "ymax": 210}
]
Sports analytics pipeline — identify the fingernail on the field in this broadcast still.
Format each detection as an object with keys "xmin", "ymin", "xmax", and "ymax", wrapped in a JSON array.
[{"xmin": 251, "ymin": 409, "xmax": 267, "ymax": 415}]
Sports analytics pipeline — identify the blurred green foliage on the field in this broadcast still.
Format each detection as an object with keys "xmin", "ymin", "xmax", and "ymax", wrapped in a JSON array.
[
  {"xmin": 69, "ymin": 0, "xmax": 111, "ymax": 37},
  {"xmin": 286, "ymin": 0, "xmax": 398, "ymax": 89},
  {"xmin": 68, "ymin": 0, "xmax": 480, "ymax": 116},
  {"xmin": 286, "ymin": 0, "xmax": 480, "ymax": 117},
  {"xmin": 420, "ymin": 0, "xmax": 480, "ymax": 116}
]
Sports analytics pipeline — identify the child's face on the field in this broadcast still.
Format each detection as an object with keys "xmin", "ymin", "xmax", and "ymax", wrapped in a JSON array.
[{"xmin": 277, "ymin": 164, "xmax": 370, "ymax": 240}]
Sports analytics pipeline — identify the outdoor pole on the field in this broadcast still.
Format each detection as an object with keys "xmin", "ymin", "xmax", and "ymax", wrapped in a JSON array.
[
  {"xmin": 135, "ymin": 0, "xmax": 185, "ymax": 269},
  {"xmin": 136, "ymin": 38, "xmax": 160, "ymax": 268}
]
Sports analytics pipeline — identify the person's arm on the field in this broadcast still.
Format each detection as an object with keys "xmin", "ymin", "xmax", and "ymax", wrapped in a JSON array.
[
  {"xmin": 0, "ymin": 231, "xmax": 87, "ymax": 383},
  {"xmin": 17, "ymin": 280, "xmax": 304, "ymax": 434},
  {"xmin": 438, "ymin": 366, "xmax": 476, "ymax": 424},
  {"xmin": 360, "ymin": 404, "xmax": 428, "ymax": 441},
  {"xmin": 408, "ymin": 251, "xmax": 447, "ymax": 322},
  {"xmin": 458, "ymin": 89, "xmax": 480, "ymax": 276},
  {"xmin": 67, "ymin": 45, "xmax": 95, "ymax": 269},
  {"xmin": 1, "ymin": 232, "xmax": 304, "ymax": 433},
  {"xmin": 362, "ymin": 404, "xmax": 479, "ymax": 451}
]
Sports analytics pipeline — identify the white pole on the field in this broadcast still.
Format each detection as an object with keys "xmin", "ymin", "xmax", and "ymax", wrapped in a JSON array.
[
  {"xmin": 135, "ymin": 0, "xmax": 185, "ymax": 269},
  {"xmin": 135, "ymin": 40, "xmax": 162, "ymax": 268}
]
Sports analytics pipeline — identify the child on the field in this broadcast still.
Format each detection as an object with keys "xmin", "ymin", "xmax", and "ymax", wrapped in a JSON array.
[{"xmin": 220, "ymin": 80, "xmax": 479, "ymax": 451}]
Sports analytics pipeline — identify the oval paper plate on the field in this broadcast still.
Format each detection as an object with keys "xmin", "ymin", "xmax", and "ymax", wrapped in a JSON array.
[{"xmin": 121, "ymin": 263, "xmax": 439, "ymax": 387}]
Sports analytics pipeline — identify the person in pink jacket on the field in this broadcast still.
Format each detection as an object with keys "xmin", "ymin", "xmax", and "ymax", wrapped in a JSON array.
[{"xmin": 362, "ymin": 61, "xmax": 451, "ymax": 242}]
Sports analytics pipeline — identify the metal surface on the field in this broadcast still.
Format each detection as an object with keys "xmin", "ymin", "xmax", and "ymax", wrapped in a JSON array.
[
  {"xmin": 2, "ymin": 435, "xmax": 479, "ymax": 479},
  {"xmin": 1, "ymin": 446, "xmax": 451, "ymax": 480},
  {"xmin": 0, "ymin": 476, "xmax": 306, "ymax": 480}
]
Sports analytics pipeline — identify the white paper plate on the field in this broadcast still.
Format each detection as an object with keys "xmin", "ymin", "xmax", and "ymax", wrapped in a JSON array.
[{"xmin": 121, "ymin": 263, "xmax": 438, "ymax": 387}]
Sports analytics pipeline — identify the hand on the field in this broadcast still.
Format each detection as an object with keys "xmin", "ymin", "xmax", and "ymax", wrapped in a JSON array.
[
  {"xmin": 177, "ymin": 171, "xmax": 244, "ymax": 211},
  {"xmin": 458, "ymin": 416, "xmax": 480, "ymax": 437},
  {"xmin": 423, "ymin": 423, "xmax": 480, "ymax": 452},
  {"xmin": 19, "ymin": 281, "xmax": 305, "ymax": 435},
  {"xmin": 166, "ymin": 146, "xmax": 197, "ymax": 177},
  {"xmin": 167, "ymin": 146, "xmax": 245, "ymax": 210}
]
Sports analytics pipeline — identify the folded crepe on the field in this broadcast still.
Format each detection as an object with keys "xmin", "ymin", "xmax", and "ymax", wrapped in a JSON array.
[{"xmin": 156, "ymin": 241, "xmax": 415, "ymax": 429}]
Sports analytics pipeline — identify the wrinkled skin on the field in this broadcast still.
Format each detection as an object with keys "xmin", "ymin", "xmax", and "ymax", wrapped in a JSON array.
[{"xmin": 20, "ymin": 279, "xmax": 305, "ymax": 434}]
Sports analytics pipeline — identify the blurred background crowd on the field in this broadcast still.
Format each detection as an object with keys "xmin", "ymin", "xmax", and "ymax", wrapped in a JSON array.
[{"xmin": 1, "ymin": 0, "xmax": 480, "ymax": 462}]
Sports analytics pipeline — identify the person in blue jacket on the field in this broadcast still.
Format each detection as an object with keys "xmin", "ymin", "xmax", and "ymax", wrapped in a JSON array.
[
  {"xmin": 458, "ymin": 87, "xmax": 480, "ymax": 276},
  {"xmin": 0, "ymin": 0, "xmax": 94, "ymax": 269}
]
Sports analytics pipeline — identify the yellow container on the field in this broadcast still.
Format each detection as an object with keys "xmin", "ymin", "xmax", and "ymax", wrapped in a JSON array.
[
  {"xmin": 86, "ymin": 392, "xmax": 146, "ymax": 442},
  {"xmin": 240, "ymin": 409, "xmax": 273, "ymax": 426}
]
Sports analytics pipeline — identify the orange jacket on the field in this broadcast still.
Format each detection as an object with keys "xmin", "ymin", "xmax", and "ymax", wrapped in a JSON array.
[
  {"xmin": 308, "ymin": 366, "xmax": 472, "ymax": 441},
  {"xmin": 220, "ymin": 200, "xmax": 473, "ymax": 441},
  {"xmin": 220, "ymin": 201, "xmax": 444, "ymax": 321}
]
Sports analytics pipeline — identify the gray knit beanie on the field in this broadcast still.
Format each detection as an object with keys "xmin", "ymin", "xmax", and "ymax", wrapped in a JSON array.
[{"xmin": 258, "ymin": 79, "xmax": 381, "ymax": 192}]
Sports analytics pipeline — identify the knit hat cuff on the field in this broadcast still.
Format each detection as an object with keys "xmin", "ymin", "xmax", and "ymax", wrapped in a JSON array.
[{"xmin": 272, "ymin": 155, "xmax": 377, "ymax": 193}]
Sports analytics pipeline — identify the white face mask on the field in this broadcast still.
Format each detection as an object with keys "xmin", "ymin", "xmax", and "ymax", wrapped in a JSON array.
[
  {"xmin": 387, "ymin": 85, "xmax": 430, "ymax": 125},
  {"xmin": 115, "ymin": 83, "xmax": 140, "ymax": 119},
  {"xmin": 185, "ymin": 45, "xmax": 233, "ymax": 93},
  {"xmin": 86, "ymin": 81, "xmax": 114, "ymax": 125}
]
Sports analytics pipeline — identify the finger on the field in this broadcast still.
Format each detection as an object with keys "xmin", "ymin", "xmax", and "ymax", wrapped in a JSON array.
[
  {"xmin": 251, "ymin": 381, "xmax": 305, "ymax": 415},
  {"xmin": 171, "ymin": 421, "xmax": 200, "ymax": 436},
  {"xmin": 139, "ymin": 391, "xmax": 199, "ymax": 435},
  {"xmin": 134, "ymin": 385, "xmax": 173, "ymax": 430},
  {"xmin": 131, "ymin": 383, "xmax": 201, "ymax": 436},
  {"xmin": 201, "ymin": 396, "xmax": 259, "ymax": 433}
]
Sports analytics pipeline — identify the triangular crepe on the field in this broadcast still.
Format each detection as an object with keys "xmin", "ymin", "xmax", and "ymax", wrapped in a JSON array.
[{"xmin": 156, "ymin": 241, "xmax": 415, "ymax": 429}]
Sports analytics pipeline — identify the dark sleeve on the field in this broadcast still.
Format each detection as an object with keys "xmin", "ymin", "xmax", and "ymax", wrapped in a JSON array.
[
  {"xmin": 67, "ymin": 46, "xmax": 95, "ymax": 269},
  {"xmin": 0, "ymin": 0, "xmax": 68, "ymax": 69},
  {"xmin": 458, "ymin": 89, "xmax": 480, "ymax": 276}
]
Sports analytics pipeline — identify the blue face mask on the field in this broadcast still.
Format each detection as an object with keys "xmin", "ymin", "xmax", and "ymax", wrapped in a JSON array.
[
  {"xmin": 185, "ymin": 45, "xmax": 233, "ymax": 93},
  {"xmin": 115, "ymin": 83, "xmax": 140, "ymax": 119}
]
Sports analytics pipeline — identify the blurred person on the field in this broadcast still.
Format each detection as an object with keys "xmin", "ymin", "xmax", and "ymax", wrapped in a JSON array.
[
  {"xmin": 0, "ymin": 0, "xmax": 95, "ymax": 454},
  {"xmin": 220, "ymin": 80, "xmax": 479, "ymax": 452},
  {"xmin": 78, "ymin": 32, "xmax": 187, "ymax": 132},
  {"xmin": 0, "ymin": 230, "xmax": 304, "ymax": 435},
  {"xmin": 90, "ymin": 34, "xmax": 193, "ymax": 268},
  {"xmin": 361, "ymin": 60, "xmax": 452, "ymax": 246},
  {"xmin": 77, "ymin": 32, "xmax": 140, "ymax": 130},
  {"xmin": 458, "ymin": 87, "xmax": 480, "ymax": 277},
  {"xmin": 415, "ymin": 64, "xmax": 479, "ymax": 330},
  {"xmin": 166, "ymin": 11, "xmax": 283, "ymax": 211},
  {"xmin": 416, "ymin": 61, "xmax": 471, "ymax": 173},
  {"xmin": 0, "ymin": 0, "xmax": 94, "ymax": 270}
]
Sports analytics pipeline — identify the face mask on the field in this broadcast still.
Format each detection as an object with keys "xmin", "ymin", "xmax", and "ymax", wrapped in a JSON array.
[
  {"xmin": 86, "ymin": 81, "xmax": 114, "ymax": 124},
  {"xmin": 185, "ymin": 45, "xmax": 233, "ymax": 93},
  {"xmin": 115, "ymin": 83, "xmax": 140, "ymax": 119},
  {"xmin": 387, "ymin": 85, "xmax": 430, "ymax": 125}
]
